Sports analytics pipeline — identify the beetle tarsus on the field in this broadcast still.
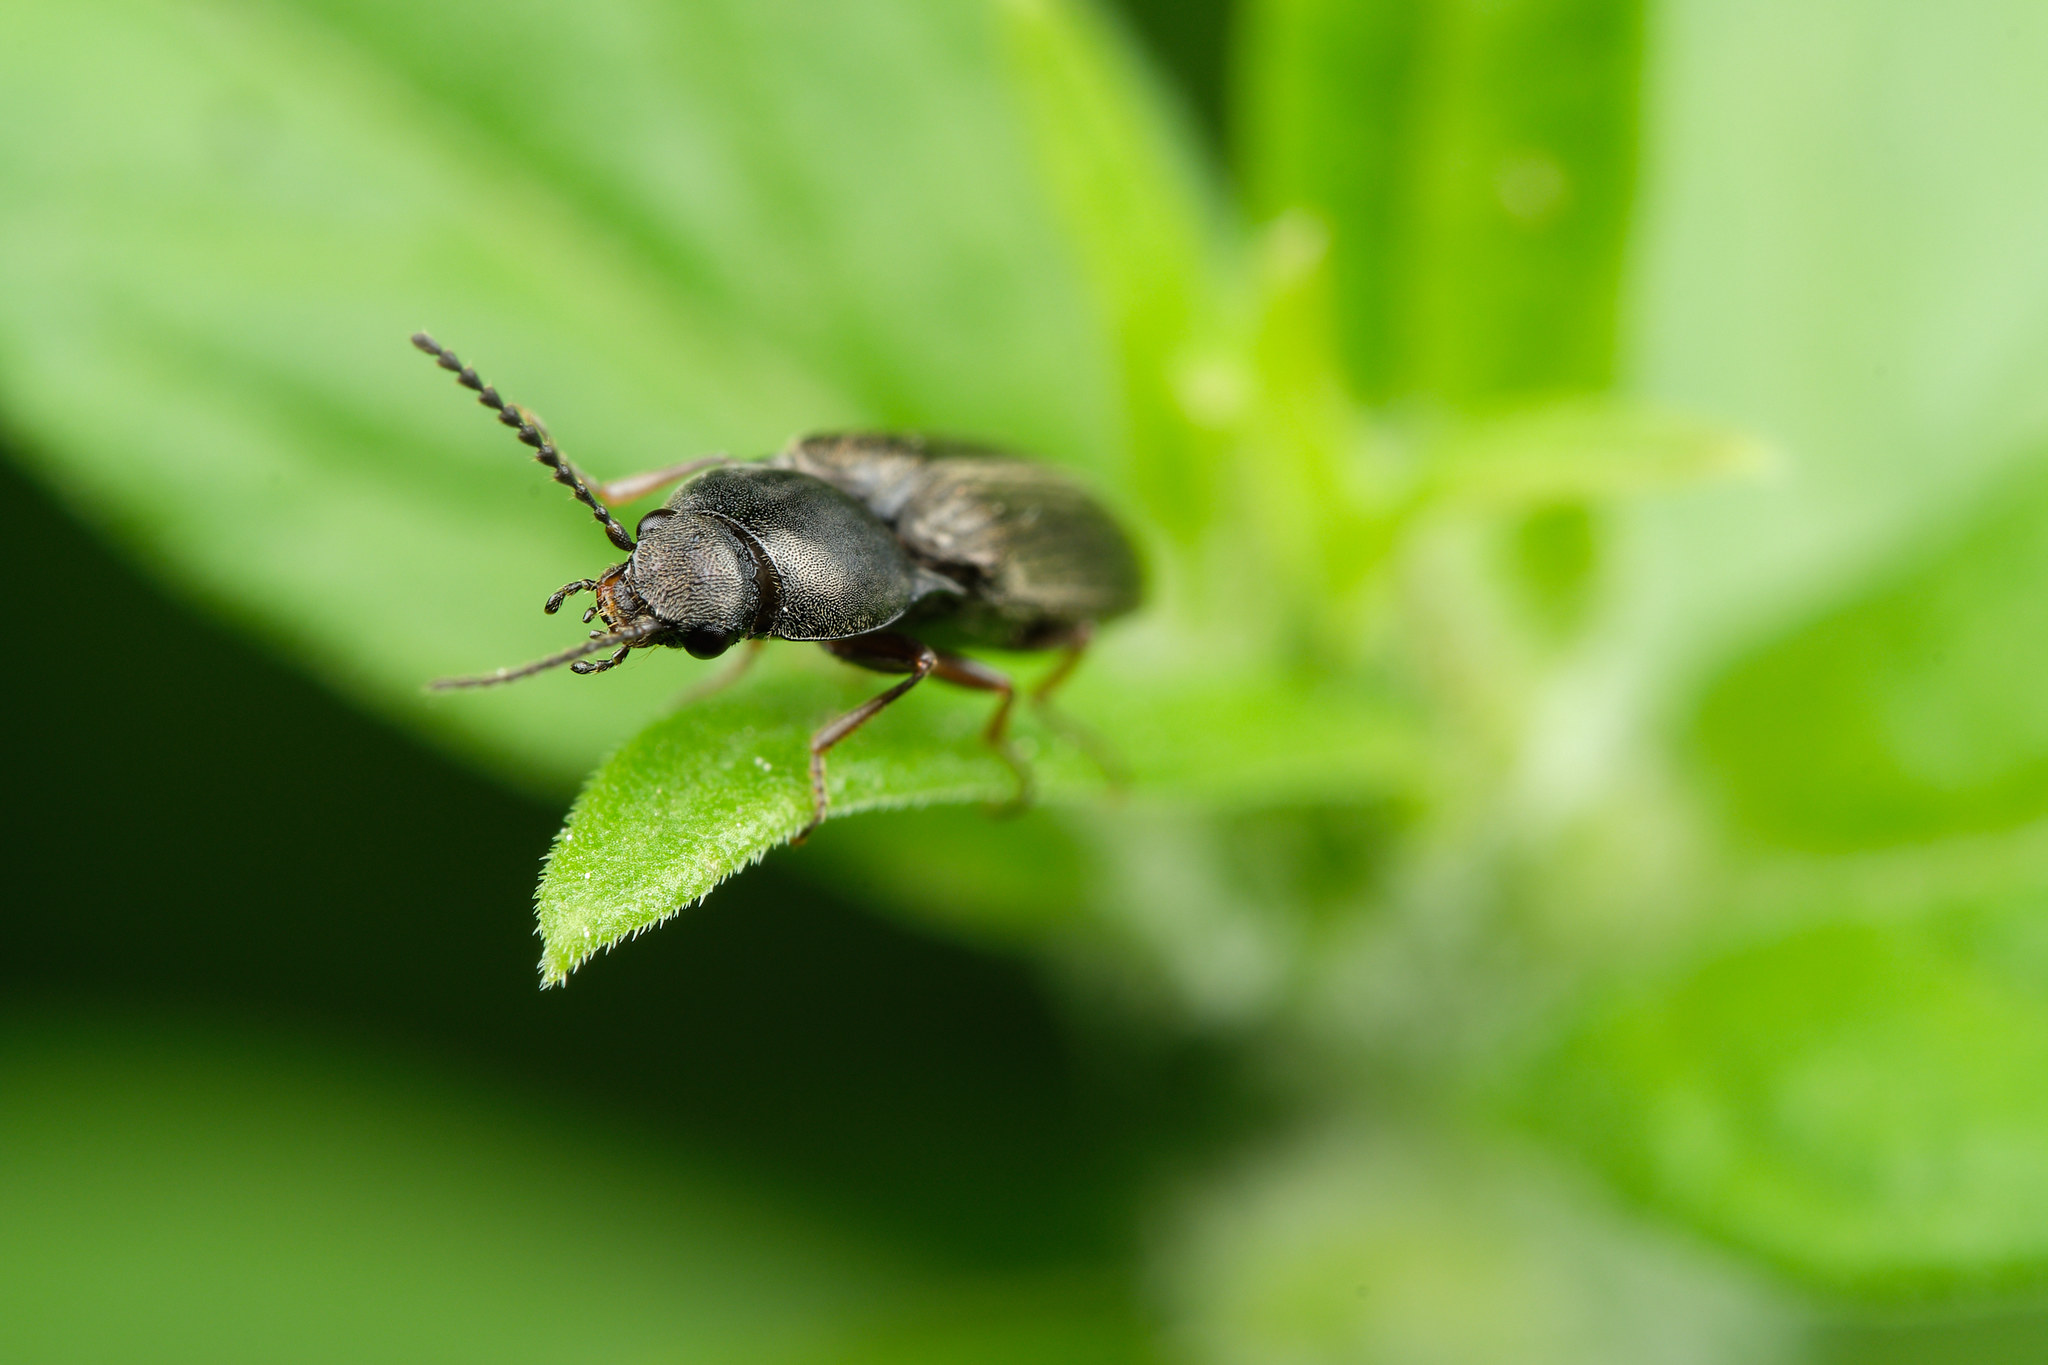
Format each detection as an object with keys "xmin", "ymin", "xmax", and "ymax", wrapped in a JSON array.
[
  {"xmin": 545, "ymin": 578, "xmax": 598, "ymax": 615},
  {"xmin": 571, "ymin": 645, "xmax": 634, "ymax": 676}
]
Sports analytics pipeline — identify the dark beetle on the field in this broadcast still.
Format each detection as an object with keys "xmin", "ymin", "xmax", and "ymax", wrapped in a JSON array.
[{"xmin": 415, "ymin": 334, "xmax": 1141, "ymax": 837}]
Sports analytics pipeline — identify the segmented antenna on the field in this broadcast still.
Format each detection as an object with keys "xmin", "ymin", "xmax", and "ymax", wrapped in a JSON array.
[
  {"xmin": 412, "ymin": 332, "xmax": 636, "ymax": 554},
  {"xmin": 428, "ymin": 621, "xmax": 659, "ymax": 690}
]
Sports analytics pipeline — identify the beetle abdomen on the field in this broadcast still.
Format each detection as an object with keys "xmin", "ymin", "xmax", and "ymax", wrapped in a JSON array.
[
  {"xmin": 896, "ymin": 458, "xmax": 1141, "ymax": 628},
  {"xmin": 775, "ymin": 434, "xmax": 1142, "ymax": 644}
]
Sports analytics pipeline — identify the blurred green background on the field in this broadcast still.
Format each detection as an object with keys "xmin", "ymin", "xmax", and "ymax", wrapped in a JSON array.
[{"xmin": 9, "ymin": 0, "xmax": 2048, "ymax": 1361}]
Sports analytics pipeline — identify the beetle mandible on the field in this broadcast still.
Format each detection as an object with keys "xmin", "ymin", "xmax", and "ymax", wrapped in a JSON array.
[{"xmin": 414, "ymin": 334, "xmax": 1142, "ymax": 838}]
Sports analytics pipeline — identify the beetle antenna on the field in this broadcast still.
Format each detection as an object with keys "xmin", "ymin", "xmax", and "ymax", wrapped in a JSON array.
[
  {"xmin": 412, "ymin": 332, "xmax": 637, "ymax": 554},
  {"xmin": 428, "ymin": 622, "xmax": 659, "ymax": 690}
]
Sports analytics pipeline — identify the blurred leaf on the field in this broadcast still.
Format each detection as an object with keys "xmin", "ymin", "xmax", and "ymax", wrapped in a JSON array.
[
  {"xmin": 0, "ymin": 1014, "xmax": 1154, "ymax": 1363},
  {"xmin": 1694, "ymin": 458, "xmax": 2048, "ymax": 850},
  {"xmin": 1237, "ymin": 213, "xmax": 1387, "ymax": 618},
  {"xmin": 1109, "ymin": 0, "xmax": 1234, "ymax": 148},
  {"xmin": 1529, "ymin": 891, "xmax": 2048, "ymax": 1293},
  {"xmin": 1425, "ymin": 401, "xmax": 1767, "ymax": 508},
  {"xmin": 1002, "ymin": 0, "xmax": 1230, "ymax": 543},
  {"xmin": 1154, "ymin": 1120, "xmax": 1796, "ymax": 1365},
  {"xmin": 1813, "ymin": 1302, "xmax": 2048, "ymax": 1365},
  {"xmin": 0, "ymin": 0, "xmax": 1136, "ymax": 787},
  {"xmin": 1612, "ymin": 0, "xmax": 2048, "ymax": 706},
  {"xmin": 799, "ymin": 804, "xmax": 1101, "ymax": 950},
  {"xmin": 538, "ymin": 650, "xmax": 1415, "ymax": 983},
  {"xmin": 1236, "ymin": 0, "xmax": 1644, "ymax": 403},
  {"xmin": 1071, "ymin": 798, "xmax": 1408, "ymax": 1025},
  {"xmin": 795, "ymin": 793, "xmax": 1410, "ymax": 1029},
  {"xmin": 1508, "ymin": 502, "xmax": 1601, "ymax": 638}
]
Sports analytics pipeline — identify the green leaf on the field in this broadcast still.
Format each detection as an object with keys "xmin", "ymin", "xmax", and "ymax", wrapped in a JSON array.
[
  {"xmin": 0, "ymin": 1015, "xmax": 1153, "ymax": 1363},
  {"xmin": 537, "ymin": 649, "xmax": 1416, "ymax": 983},
  {"xmin": 1611, "ymin": 0, "xmax": 2048, "ymax": 708},
  {"xmin": 1423, "ymin": 401, "xmax": 1768, "ymax": 509},
  {"xmin": 1527, "ymin": 891, "xmax": 2048, "ymax": 1293},
  {"xmin": 798, "ymin": 805, "xmax": 1101, "ymax": 950},
  {"xmin": 1235, "ymin": 0, "xmax": 1645, "ymax": 403},
  {"xmin": 1001, "ymin": 0, "xmax": 1230, "ymax": 543},
  {"xmin": 1155, "ymin": 1120, "xmax": 1796, "ymax": 1365},
  {"xmin": 1693, "ymin": 458, "xmax": 2048, "ymax": 850},
  {"xmin": 0, "ymin": 0, "xmax": 1132, "ymax": 787},
  {"xmin": 1235, "ymin": 213, "xmax": 1387, "ymax": 617}
]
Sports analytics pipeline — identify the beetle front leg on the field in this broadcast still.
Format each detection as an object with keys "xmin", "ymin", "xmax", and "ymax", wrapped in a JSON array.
[
  {"xmin": 570, "ymin": 642, "xmax": 635, "ymax": 675},
  {"xmin": 801, "ymin": 634, "xmax": 937, "ymax": 842},
  {"xmin": 544, "ymin": 578, "xmax": 599, "ymax": 615},
  {"xmin": 592, "ymin": 456, "xmax": 733, "ymax": 506}
]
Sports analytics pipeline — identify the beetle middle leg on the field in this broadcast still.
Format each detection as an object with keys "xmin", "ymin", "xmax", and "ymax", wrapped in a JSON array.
[{"xmin": 801, "ymin": 633, "xmax": 938, "ymax": 842}]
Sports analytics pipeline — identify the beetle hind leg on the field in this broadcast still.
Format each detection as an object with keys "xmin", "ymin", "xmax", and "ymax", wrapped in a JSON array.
[
  {"xmin": 931, "ymin": 651, "xmax": 1030, "ymax": 816},
  {"xmin": 1029, "ymin": 625, "xmax": 1127, "ymax": 789}
]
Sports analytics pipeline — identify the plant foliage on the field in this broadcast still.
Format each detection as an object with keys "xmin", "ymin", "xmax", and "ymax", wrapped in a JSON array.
[{"xmin": 11, "ymin": 0, "xmax": 2048, "ymax": 1356}]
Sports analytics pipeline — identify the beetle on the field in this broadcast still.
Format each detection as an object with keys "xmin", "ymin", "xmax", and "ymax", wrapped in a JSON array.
[{"xmin": 414, "ymin": 334, "xmax": 1141, "ymax": 838}]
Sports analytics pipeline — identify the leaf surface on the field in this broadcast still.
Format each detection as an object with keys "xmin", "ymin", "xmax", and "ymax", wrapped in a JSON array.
[
  {"xmin": 1235, "ymin": 0, "xmax": 1645, "ymax": 403},
  {"xmin": 1424, "ymin": 401, "xmax": 1767, "ymax": 508},
  {"xmin": 1158, "ymin": 1121, "xmax": 1795, "ymax": 1364},
  {"xmin": 1613, "ymin": 0, "xmax": 2048, "ymax": 704},
  {"xmin": 1528, "ymin": 892, "xmax": 2048, "ymax": 1292},
  {"xmin": 1001, "ymin": 0, "xmax": 1231, "ymax": 542},
  {"xmin": 538, "ymin": 649, "xmax": 1415, "ymax": 982},
  {"xmin": 1693, "ymin": 458, "xmax": 2048, "ymax": 850}
]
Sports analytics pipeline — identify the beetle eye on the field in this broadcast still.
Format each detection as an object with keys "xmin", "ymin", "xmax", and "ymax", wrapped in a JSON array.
[
  {"xmin": 634, "ymin": 508, "xmax": 674, "ymax": 540},
  {"xmin": 680, "ymin": 626, "xmax": 733, "ymax": 660}
]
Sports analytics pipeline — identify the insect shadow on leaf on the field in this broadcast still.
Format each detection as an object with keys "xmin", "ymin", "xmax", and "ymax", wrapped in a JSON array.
[{"xmin": 413, "ymin": 334, "xmax": 1142, "ymax": 838}]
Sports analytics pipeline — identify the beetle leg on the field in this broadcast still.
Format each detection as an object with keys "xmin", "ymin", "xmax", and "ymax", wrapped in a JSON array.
[
  {"xmin": 1031, "ymin": 625, "xmax": 1091, "ymax": 704},
  {"xmin": 545, "ymin": 578, "xmax": 599, "ymax": 615},
  {"xmin": 673, "ymin": 636, "xmax": 767, "ymax": 708},
  {"xmin": 592, "ymin": 456, "xmax": 733, "ymax": 506},
  {"xmin": 570, "ymin": 643, "xmax": 634, "ymax": 675},
  {"xmin": 800, "ymin": 634, "xmax": 938, "ymax": 842},
  {"xmin": 932, "ymin": 651, "xmax": 1029, "ymax": 815},
  {"xmin": 1029, "ymin": 625, "xmax": 1128, "ymax": 789}
]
